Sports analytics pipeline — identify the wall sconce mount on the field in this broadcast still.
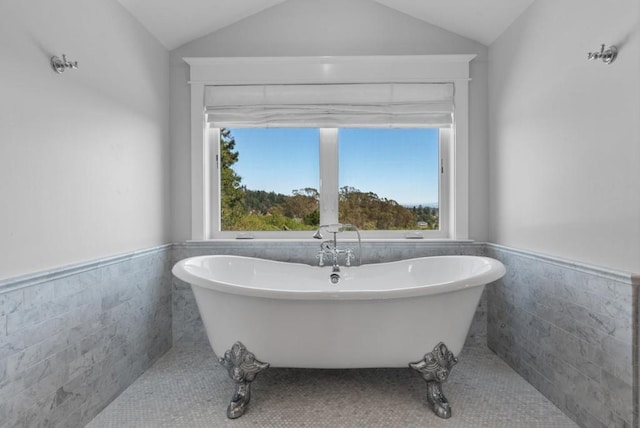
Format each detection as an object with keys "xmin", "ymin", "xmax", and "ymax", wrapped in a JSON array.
[
  {"xmin": 587, "ymin": 44, "xmax": 618, "ymax": 64},
  {"xmin": 51, "ymin": 54, "xmax": 79, "ymax": 74}
]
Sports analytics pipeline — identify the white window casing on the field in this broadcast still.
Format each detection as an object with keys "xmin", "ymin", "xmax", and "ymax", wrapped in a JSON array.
[{"xmin": 185, "ymin": 55, "xmax": 475, "ymax": 240}]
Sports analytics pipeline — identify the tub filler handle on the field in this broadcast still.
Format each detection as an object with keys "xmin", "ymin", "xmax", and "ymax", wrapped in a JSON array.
[
  {"xmin": 219, "ymin": 342, "xmax": 270, "ymax": 419},
  {"xmin": 409, "ymin": 342, "xmax": 458, "ymax": 419}
]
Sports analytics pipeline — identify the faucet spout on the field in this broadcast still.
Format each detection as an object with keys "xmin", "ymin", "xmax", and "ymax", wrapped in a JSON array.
[{"xmin": 313, "ymin": 223, "xmax": 362, "ymax": 270}]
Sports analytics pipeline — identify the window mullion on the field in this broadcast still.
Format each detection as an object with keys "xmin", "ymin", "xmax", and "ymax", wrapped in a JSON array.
[
  {"xmin": 208, "ymin": 126, "xmax": 221, "ymax": 237},
  {"xmin": 319, "ymin": 128, "xmax": 339, "ymax": 226},
  {"xmin": 439, "ymin": 128, "xmax": 451, "ymax": 239}
]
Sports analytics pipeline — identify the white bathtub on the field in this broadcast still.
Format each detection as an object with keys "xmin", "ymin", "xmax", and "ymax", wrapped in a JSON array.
[{"xmin": 172, "ymin": 255, "xmax": 506, "ymax": 369}]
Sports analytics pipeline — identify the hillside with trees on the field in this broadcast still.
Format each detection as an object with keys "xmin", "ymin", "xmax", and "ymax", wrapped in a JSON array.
[{"xmin": 219, "ymin": 128, "xmax": 438, "ymax": 231}]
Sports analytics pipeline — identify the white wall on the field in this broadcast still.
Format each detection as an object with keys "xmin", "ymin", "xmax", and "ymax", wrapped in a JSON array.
[
  {"xmin": 0, "ymin": 0, "xmax": 171, "ymax": 279},
  {"xmin": 169, "ymin": 0, "xmax": 490, "ymax": 242},
  {"xmin": 489, "ymin": 0, "xmax": 640, "ymax": 272}
]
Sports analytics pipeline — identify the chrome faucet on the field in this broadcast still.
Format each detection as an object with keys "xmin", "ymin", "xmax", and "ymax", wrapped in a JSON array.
[{"xmin": 313, "ymin": 223, "xmax": 361, "ymax": 271}]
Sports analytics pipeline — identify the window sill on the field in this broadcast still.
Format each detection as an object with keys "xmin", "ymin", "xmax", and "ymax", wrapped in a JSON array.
[{"xmin": 185, "ymin": 238, "xmax": 475, "ymax": 244}]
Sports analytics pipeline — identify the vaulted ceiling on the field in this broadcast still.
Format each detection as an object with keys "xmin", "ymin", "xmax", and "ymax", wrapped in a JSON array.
[{"xmin": 117, "ymin": 0, "xmax": 535, "ymax": 50}]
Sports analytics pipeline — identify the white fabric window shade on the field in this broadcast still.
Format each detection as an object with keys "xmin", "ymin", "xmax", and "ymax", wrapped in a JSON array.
[{"xmin": 205, "ymin": 83, "xmax": 454, "ymax": 128}]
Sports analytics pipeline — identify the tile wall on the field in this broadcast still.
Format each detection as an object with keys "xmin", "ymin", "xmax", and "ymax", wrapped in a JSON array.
[
  {"xmin": 0, "ymin": 246, "xmax": 172, "ymax": 428},
  {"xmin": 486, "ymin": 244, "xmax": 638, "ymax": 428},
  {"xmin": 0, "ymin": 241, "xmax": 636, "ymax": 428}
]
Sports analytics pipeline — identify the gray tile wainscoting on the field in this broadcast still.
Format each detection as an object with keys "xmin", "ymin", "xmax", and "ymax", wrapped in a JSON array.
[
  {"xmin": 486, "ymin": 244, "xmax": 639, "ymax": 428},
  {"xmin": 2, "ymin": 241, "xmax": 636, "ymax": 428},
  {"xmin": 171, "ymin": 240, "xmax": 487, "ymax": 346},
  {"xmin": 0, "ymin": 245, "xmax": 173, "ymax": 428}
]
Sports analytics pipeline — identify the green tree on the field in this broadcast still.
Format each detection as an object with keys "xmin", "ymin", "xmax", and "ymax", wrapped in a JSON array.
[
  {"xmin": 339, "ymin": 186, "xmax": 416, "ymax": 230},
  {"xmin": 244, "ymin": 190, "xmax": 287, "ymax": 214},
  {"xmin": 413, "ymin": 204, "xmax": 439, "ymax": 230},
  {"xmin": 282, "ymin": 188, "xmax": 319, "ymax": 221},
  {"xmin": 219, "ymin": 128, "xmax": 245, "ymax": 229}
]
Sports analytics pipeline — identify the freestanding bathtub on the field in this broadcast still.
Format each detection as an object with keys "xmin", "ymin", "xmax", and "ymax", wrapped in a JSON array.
[{"xmin": 172, "ymin": 254, "xmax": 506, "ymax": 419}]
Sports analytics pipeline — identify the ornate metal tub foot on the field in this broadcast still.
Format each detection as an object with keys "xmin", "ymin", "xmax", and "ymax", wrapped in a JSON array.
[
  {"xmin": 219, "ymin": 341, "xmax": 269, "ymax": 419},
  {"xmin": 409, "ymin": 342, "xmax": 458, "ymax": 419}
]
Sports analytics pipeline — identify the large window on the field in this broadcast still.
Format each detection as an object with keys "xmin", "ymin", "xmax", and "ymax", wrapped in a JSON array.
[
  {"xmin": 215, "ymin": 127, "xmax": 449, "ymax": 238},
  {"xmin": 186, "ymin": 55, "xmax": 474, "ymax": 240}
]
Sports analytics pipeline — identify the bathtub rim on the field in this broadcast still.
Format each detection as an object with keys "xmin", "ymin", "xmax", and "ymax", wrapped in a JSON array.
[{"xmin": 172, "ymin": 255, "xmax": 505, "ymax": 301}]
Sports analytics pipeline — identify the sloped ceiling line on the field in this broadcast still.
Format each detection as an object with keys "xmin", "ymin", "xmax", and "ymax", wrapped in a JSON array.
[{"xmin": 117, "ymin": 0, "xmax": 534, "ymax": 50}]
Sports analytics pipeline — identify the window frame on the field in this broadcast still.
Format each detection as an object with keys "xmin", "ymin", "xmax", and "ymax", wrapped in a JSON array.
[{"xmin": 186, "ymin": 55, "xmax": 475, "ymax": 241}]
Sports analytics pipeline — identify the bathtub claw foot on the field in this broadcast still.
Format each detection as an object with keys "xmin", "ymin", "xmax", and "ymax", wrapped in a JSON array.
[
  {"xmin": 227, "ymin": 382, "xmax": 250, "ymax": 419},
  {"xmin": 219, "ymin": 342, "xmax": 269, "ymax": 419},
  {"xmin": 409, "ymin": 342, "xmax": 458, "ymax": 419}
]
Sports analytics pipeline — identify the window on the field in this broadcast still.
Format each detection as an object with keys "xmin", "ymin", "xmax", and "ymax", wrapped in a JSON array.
[
  {"xmin": 338, "ymin": 128, "xmax": 441, "ymax": 231},
  {"xmin": 219, "ymin": 128, "xmax": 320, "ymax": 232},
  {"xmin": 186, "ymin": 55, "xmax": 474, "ymax": 240},
  {"xmin": 214, "ymin": 126, "xmax": 449, "ymax": 238}
]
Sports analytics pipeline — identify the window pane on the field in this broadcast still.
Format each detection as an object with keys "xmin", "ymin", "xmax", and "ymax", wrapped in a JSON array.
[
  {"xmin": 338, "ymin": 128, "xmax": 439, "ymax": 230},
  {"xmin": 220, "ymin": 128, "xmax": 320, "ymax": 231}
]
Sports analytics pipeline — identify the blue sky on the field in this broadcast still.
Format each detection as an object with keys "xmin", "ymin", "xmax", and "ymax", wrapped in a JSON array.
[{"xmin": 227, "ymin": 128, "xmax": 439, "ymax": 206}]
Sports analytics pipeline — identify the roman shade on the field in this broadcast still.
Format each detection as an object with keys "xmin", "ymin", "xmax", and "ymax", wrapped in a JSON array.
[{"xmin": 205, "ymin": 83, "xmax": 454, "ymax": 128}]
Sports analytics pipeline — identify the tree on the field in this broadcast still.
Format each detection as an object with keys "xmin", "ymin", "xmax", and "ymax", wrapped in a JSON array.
[
  {"xmin": 413, "ymin": 204, "xmax": 439, "ymax": 230},
  {"xmin": 282, "ymin": 188, "xmax": 319, "ymax": 221},
  {"xmin": 339, "ymin": 186, "xmax": 416, "ymax": 230},
  {"xmin": 244, "ymin": 190, "xmax": 286, "ymax": 214},
  {"xmin": 219, "ymin": 128, "xmax": 245, "ymax": 229}
]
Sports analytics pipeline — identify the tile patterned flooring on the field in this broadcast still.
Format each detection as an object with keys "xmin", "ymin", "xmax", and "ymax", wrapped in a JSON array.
[{"xmin": 87, "ymin": 344, "xmax": 578, "ymax": 428}]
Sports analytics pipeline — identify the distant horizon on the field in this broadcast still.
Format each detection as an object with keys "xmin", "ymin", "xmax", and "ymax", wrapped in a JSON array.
[{"xmin": 228, "ymin": 128, "xmax": 439, "ymax": 206}]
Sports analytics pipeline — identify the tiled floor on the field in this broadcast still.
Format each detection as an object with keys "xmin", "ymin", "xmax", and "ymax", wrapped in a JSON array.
[{"xmin": 87, "ymin": 344, "xmax": 578, "ymax": 428}]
